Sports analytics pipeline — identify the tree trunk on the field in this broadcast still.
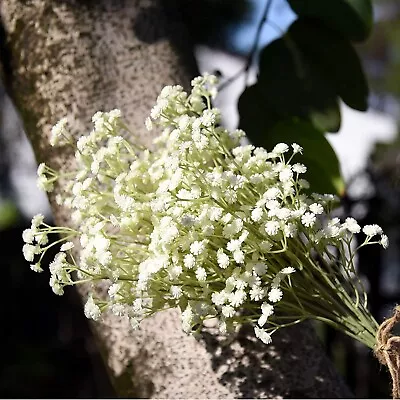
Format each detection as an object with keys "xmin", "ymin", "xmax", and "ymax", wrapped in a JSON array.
[{"xmin": 0, "ymin": 0, "xmax": 352, "ymax": 397}]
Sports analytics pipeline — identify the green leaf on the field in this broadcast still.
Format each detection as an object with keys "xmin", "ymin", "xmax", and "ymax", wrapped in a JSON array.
[
  {"xmin": 0, "ymin": 200, "xmax": 19, "ymax": 230},
  {"xmin": 258, "ymin": 36, "xmax": 341, "ymax": 132},
  {"xmin": 237, "ymin": 89, "xmax": 345, "ymax": 195},
  {"xmin": 288, "ymin": 0, "xmax": 373, "ymax": 42},
  {"xmin": 237, "ymin": 84, "xmax": 278, "ymax": 136},
  {"xmin": 288, "ymin": 18, "xmax": 369, "ymax": 111}
]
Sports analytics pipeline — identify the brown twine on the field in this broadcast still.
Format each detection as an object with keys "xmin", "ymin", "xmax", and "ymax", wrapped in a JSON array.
[{"xmin": 376, "ymin": 306, "xmax": 400, "ymax": 399}]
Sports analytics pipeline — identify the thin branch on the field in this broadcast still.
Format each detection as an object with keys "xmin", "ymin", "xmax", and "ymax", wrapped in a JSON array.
[{"xmin": 218, "ymin": 0, "xmax": 274, "ymax": 92}]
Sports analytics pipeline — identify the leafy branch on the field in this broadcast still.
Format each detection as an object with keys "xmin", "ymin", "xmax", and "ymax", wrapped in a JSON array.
[{"xmin": 218, "ymin": 0, "xmax": 274, "ymax": 91}]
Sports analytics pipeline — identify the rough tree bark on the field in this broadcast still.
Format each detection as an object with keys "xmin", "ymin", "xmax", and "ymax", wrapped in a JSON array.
[{"xmin": 0, "ymin": 1, "xmax": 352, "ymax": 397}]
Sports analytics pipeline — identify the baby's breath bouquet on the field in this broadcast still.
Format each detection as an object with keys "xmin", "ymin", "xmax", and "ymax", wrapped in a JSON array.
[{"xmin": 23, "ymin": 75, "xmax": 399, "ymax": 394}]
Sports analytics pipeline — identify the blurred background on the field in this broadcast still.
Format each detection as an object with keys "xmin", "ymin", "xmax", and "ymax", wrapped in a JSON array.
[{"xmin": 1, "ymin": 0, "xmax": 400, "ymax": 397}]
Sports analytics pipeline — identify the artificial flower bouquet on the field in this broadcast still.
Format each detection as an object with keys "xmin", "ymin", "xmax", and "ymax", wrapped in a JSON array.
[{"xmin": 22, "ymin": 75, "xmax": 399, "ymax": 396}]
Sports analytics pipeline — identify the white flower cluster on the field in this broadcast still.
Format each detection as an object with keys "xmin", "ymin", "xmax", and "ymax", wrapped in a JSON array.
[{"xmin": 25, "ymin": 74, "xmax": 387, "ymax": 345}]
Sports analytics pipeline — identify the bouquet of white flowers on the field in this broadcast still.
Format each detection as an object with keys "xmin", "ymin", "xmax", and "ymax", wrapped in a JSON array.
[{"xmin": 22, "ymin": 74, "xmax": 400, "ymax": 396}]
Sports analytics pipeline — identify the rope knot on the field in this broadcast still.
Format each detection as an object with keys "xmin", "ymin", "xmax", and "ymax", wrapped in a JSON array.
[{"xmin": 376, "ymin": 306, "xmax": 400, "ymax": 398}]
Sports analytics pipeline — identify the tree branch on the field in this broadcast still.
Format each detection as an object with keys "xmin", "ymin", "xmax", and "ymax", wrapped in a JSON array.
[{"xmin": 219, "ymin": 0, "xmax": 273, "ymax": 91}]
